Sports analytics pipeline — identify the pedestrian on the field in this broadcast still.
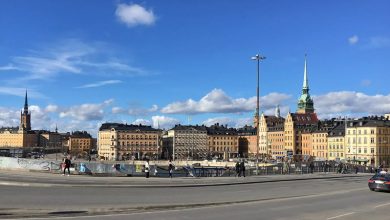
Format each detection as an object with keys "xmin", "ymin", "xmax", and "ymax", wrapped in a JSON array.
[
  {"xmin": 240, "ymin": 161, "xmax": 246, "ymax": 177},
  {"xmin": 355, "ymin": 165, "xmax": 358, "ymax": 174},
  {"xmin": 309, "ymin": 161, "xmax": 314, "ymax": 174},
  {"xmin": 63, "ymin": 156, "xmax": 71, "ymax": 176},
  {"xmin": 144, "ymin": 159, "xmax": 150, "ymax": 178},
  {"xmin": 168, "ymin": 159, "xmax": 174, "ymax": 178},
  {"xmin": 235, "ymin": 161, "xmax": 240, "ymax": 177}
]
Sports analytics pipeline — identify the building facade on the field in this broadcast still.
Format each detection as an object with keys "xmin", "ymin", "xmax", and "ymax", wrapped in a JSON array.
[
  {"xmin": 98, "ymin": 123, "xmax": 161, "ymax": 161},
  {"xmin": 327, "ymin": 123, "xmax": 345, "ymax": 161},
  {"xmin": 68, "ymin": 131, "xmax": 93, "ymax": 155},
  {"xmin": 207, "ymin": 123, "xmax": 238, "ymax": 160},
  {"xmin": 164, "ymin": 125, "xmax": 208, "ymax": 160}
]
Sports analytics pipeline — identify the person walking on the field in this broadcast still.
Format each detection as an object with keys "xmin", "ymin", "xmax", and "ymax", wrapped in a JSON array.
[
  {"xmin": 240, "ymin": 161, "xmax": 246, "ymax": 177},
  {"xmin": 235, "ymin": 161, "xmax": 240, "ymax": 177},
  {"xmin": 63, "ymin": 156, "xmax": 71, "ymax": 176},
  {"xmin": 144, "ymin": 159, "xmax": 150, "ymax": 178},
  {"xmin": 309, "ymin": 161, "xmax": 314, "ymax": 174},
  {"xmin": 168, "ymin": 159, "xmax": 174, "ymax": 178}
]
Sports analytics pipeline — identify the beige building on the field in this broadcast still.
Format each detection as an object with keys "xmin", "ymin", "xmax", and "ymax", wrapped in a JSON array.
[
  {"xmin": 68, "ymin": 131, "xmax": 93, "ymax": 155},
  {"xmin": 301, "ymin": 132, "xmax": 313, "ymax": 157},
  {"xmin": 312, "ymin": 129, "xmax": 329, "ymax": 161},
  {"xmin": 327, "ymin": 123, "xmax": 345, "ymax": 161},
  {"xmin": 258, "ymin": 106, "xmax": 285, "ymax": 159},
  {"xmin": 98, "ymin": 123, "xmax": 161, "ymax": 161},
  {"xmin": 237, "ymin": 125, "xmax": 257, "ymax": 158},
  {"xmin": 164, "ymin": 125, "xmax": 208, "ymax": 160},
  {"xmin": 268, "ymin": 130, "xmax": 284, "ymax": 161},
  {"xmin": 207, "ymin": 123, "xmax": 238, "ymax": 160},
  {"xmin": 284, "ymin": 112, "xmax": 319, "ymax": 157},
  {"xmin": 345, "ymin": 118, "xmax": 390, "ymax": 167}
]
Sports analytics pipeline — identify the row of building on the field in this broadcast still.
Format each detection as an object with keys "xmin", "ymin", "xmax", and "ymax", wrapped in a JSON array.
[
  {"xmin": 0, "ymin": 91, "xmax": 96, "ymax": 157},
  {"xmin": 97, "ymin": 56, "xmax": 390, "ymax": 167},
  {"xmin": 2, "ymin": 56, "xmax": 390, "ymax": 167}
]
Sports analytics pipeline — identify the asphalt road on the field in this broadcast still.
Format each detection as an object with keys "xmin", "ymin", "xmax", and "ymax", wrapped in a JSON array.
[{"xmin": 0, "ymin": 174, "xmax": 387, "ymax": 219}]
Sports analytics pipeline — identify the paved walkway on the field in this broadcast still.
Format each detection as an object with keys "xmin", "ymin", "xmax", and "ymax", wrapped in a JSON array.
[{"xmin": 0, "ymin": 169, "xmax": 373, "ymax": 188}]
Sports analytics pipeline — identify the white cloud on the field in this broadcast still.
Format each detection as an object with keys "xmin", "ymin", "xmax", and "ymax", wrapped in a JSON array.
[
  {"xmin": 112, "ymin": 107, "xmax": 125, "ymax": 114},
  {"xmin": 59, "ymin": 99, "xmax": 114, "ymax": 121},
  {"xmin": 115, "ymin": 3, "xmax": 156, "ymax": 27},
  {"xmin": 132, "ymin": 119, "xmax": 151, "ymax": 126},
  {"xmin": 151, "ymin": 115, "xmax": 180, "ymax": 129},
  {"xmin": 314, "ymin": 91, "xmax": 390, "ymax": 118},
  {"xmin": 202, "ymin": 117, "xmax": 253, "ymax": 128},
  {"xmin": 45, "ymin": 104, "xmax": 59, "ymax": 113},
  {"xmin": 161, "ymin": 89, "xmax": 291, "ymax": 114},
  {"xmin": 0, "ymin": 39, "xmax": 148, "ymax": 81},
  {"xmin": 77, "ymin": 80, "xmax": 123, "ymax": 89},
  {"xmin": 0, "ymin": 87, "xmax": 45, "ymax": 98},
  {"xmin": 348, "ymin": 35, "xmax": 359, "ymax": 45}
]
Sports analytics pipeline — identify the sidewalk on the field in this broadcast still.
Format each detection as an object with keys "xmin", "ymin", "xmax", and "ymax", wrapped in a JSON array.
[{"xmin": 0, "ymin": 169, "xmax": 372, "ymax": 188}]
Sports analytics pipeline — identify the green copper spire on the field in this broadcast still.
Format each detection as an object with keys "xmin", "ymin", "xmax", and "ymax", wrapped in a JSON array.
[{"xmin": 297, "ymin": 54, "xmax": 314, "ymax": 113}]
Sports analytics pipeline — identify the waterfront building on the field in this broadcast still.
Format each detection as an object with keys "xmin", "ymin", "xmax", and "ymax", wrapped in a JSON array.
[
  {"xmin": 163, "ymin": 125, "xmax": 208, "ymax": 160},
  {"xmin": 258, "ymin": 106, "xmax": 285, "ymax": 160},
  {"xmin": 327, "ymin": 123, "xmax": 345, "ymax": 161},
  {"xmin": 68, "ymin": 131, "xmax": 93, "ymax": 155},
  {"xmin": 284, "ymin": 55, "xmax": 319, "ymax": 158},
  {"xmin": 206, "ymin": 123, "xmax": 238, "ymax": 160},
  {"xmin": 237, "ymin": 125, "xmax": 257, "ymax": 158},
  {"xmin": 98, "ymin": 123, "xmax": 161, "ymax": 161},
  {"xmin": 345, "ymin": 117, "xmax": 390, "ymax": 167}
]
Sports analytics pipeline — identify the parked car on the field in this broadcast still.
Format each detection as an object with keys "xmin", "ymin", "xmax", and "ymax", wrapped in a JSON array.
[{"xmin": 368, "ymin": 173, "xmax": 390, "ymax": 192}]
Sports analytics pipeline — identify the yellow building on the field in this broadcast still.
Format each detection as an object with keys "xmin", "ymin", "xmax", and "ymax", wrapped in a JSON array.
[
  {"xmin": 68, "ymin": 131, "xmax": 93, "ymax": 155},
  {"xmin": 327, "ymin": 123, "xmax": 345, "ymax": 161},
  {"xmin": 237, "ymin": 125, "xmax": 257, "ymax": 158},
  {"xmin": 268, "ymin": 130, "xmax": 284, "ymax": 161},
  {"xmin": 258, "ymin": 106, "xmax": 285, "ymax": 159},
  {"xmin": 98, "ymin": 123, "xmax": 161, "ymax": 161},
  {"xmin": 312, "ymin": 129, "xmax": 328, "ymax": 161},
  {"xmin": 345, "ymin": 118, "xmax": 390, "ymax": 167},
  {"xmin": 301, "ymin": 132, "xmax": 313, "ymax": 157},
  {"xmin": 207, "ymin": 123, "xmax": 238, "ymax": 160}
]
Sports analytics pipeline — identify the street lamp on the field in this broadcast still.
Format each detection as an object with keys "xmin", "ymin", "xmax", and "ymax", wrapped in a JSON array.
[{"xmin": 251, "ymin": 53, "xmax": 266, "ymax": 175}]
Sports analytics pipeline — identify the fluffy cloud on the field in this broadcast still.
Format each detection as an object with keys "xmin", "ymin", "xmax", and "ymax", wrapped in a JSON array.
[
  {"xmin": 202, "ymin": 117, "xmax": 252, "ymax": 128},
  {"xmin": 132, "ymin": 119, "xmax": 151, "ymax": 126},
  {"xmin": 348, "ymin": 35, "xmax": 359, "ymax": 45},
  {"xmin": 45, "ymin": 104, "xmax": 59, "ymax": 113},
  {"xmin": 59, "ymin": 99, "xmax": 114, "ymax": 121},
  {"xmin": 151, "ymin": 116, "xmax": 180, "ymax": 129},
  {"xmin": 161, "ymin": 89, "xmax": 291, "ymax": 114},
  {"xmin": 115, "ymin": 3, "xmax": 156, "ymax": 27},
  {"xmin": 0, "ymin": 108, "xmax": 20, "ymax": 127},
  {"xmin": 314, "ymin": 91, "xmax": 390, "ymax": 118}
]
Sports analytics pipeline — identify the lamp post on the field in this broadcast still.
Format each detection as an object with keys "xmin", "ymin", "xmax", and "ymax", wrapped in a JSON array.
[{"xmin": 251, "ymin": 54, "xmax": 266, "ymax": 175}]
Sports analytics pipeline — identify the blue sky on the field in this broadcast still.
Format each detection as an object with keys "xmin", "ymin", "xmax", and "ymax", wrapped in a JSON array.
[{"xmin": 0, "ymin": 0, "xmax": 389, "ymax": 136}]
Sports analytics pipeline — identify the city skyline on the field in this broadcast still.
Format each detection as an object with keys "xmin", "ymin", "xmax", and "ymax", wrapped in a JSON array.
[{"xmin": 0, "ymin": 1, "xmax": 389, "ymax": 136}]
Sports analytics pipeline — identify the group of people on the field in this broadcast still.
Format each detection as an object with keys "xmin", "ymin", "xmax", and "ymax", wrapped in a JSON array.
[
  {"xmin": 235, "ymin": 161, "xmax": 246, "ymax": 177},
  {"xmin": 143, "ymin": 158, "xmax": 175, "ymax": 178}
]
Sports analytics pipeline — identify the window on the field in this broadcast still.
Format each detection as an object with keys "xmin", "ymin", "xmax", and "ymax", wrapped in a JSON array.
[{"xmin": 371, "ymin": 138, "xmax": 375, "ymax": 144}]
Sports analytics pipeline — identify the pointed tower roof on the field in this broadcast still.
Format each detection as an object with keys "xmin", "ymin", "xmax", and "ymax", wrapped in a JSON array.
[
  {"xmin": 297, "ymin": 54, "xmax": 314, "ymax": 114},
  {"xmin": 24, "ymin": 90, "xmax": 28, "ymax": 111},
  {"xmin": 303, "ymin": 54, "xmax": 309, "ymax": 89}
]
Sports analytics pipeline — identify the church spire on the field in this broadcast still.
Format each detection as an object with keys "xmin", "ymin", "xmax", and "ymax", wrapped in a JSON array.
[
  {"xmin": 297, "ymin": 54, "xmax": 314, "ymax": 114},
  {"xmin": 24, "ymin": 90, "xmax": 28, "ymax": 113},
  {"xmin": 303, "ymin": 54, "xmax": 309, "ymax": 89}
]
